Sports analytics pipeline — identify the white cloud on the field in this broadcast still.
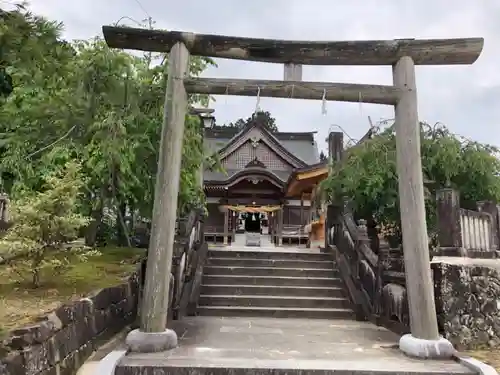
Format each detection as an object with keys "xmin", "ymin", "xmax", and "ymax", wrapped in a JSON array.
[{"xmin": 26, "ymin": 0, "xmax": 500, "ymax": 150}]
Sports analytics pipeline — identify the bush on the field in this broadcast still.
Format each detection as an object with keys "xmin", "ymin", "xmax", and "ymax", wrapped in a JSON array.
[{"xmin": 0, "ymin": 162, "xmax": 98, "ymax": 287}]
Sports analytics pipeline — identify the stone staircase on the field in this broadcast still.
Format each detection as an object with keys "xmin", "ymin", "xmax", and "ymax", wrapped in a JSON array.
[{"xmin": 198, "ymin": 247, "xmax": 355, "ymax": 319}]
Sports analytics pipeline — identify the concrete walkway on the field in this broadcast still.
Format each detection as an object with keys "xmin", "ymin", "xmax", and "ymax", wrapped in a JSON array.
[
  {"xmin": 116, "ymin": 316, "xmax": 472, "ymax": 374},
  {"xmin": 79, "ymin": 243, "xmax": 484, "ymax": 375},
  {"xmin": 76, "ymin": 330, "xmax": 127, "ymax": 375}
]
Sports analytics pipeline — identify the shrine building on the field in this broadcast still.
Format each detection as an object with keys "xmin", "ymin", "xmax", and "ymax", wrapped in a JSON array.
[{"xmin": 202, "ymin": 117, "xmax": 329, "ymax": 246}]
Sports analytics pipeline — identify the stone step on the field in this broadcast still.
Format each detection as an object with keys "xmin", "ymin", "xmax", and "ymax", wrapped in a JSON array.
[
  {"xmin": 207, "ymin": 257, "xmax": 334, "ymax": 269},
  {"xmin": 201, "ymin": 284, "xmax": 345, "ymax": 298},
  {"xmin": 204, "ymin": 266, "xmax": 336, "ymax": 278},
  {"xmin": 197, "ymin": 305, "xmax": 355, "ymax": 319},
  {"xmin": 208, "ymin": 249, "xmax": 331, "ymax": 262},
  {"xmin": 199, "ymin": 294, "xmax": 348, "ymax": 309},
  {"xmin": 202, "ymin": 274, "xmax": 342, "ymax": 287}
]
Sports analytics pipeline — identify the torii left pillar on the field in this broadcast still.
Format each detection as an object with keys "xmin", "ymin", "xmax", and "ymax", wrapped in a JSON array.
[{"xmin": 126, "ymin": 42, "xmax": 189, "ymax": 353}]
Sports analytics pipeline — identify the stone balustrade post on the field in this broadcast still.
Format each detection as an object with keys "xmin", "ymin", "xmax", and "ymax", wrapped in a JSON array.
[
  {"xmin": 357, "ymin": 219, "xmax": 370, "ymax": 248},
  {"xmin": 325, "ymin": 203, "xmax": 343, "ymax": 247},
  {"xmin": 436, "ymin": 188, "xmax": 462, "ymax": 249},
  {"xmin": 477, "ymin": 200, "xmax": 500, "ymax": 250}
]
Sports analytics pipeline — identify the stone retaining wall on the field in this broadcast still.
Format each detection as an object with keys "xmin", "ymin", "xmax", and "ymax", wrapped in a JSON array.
[
  {"xmin": 433, "ymin": 258, "xmax": 500, "ymax": 350},
  {"xmin": 0, "ymin": 272, "xmax": 139, "ymax": 375}
]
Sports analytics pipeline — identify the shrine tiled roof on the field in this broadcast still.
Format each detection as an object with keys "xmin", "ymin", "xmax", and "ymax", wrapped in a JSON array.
[{"xmin": 204, "ymin": 128, "xmax": 320, "ymax": 166}]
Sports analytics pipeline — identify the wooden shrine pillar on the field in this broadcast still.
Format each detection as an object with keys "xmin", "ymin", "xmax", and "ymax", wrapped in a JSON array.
[
  {"xmin": 232, "ymin": 210, "xmax": 237, "ymax": 239},
  {"xmin": 127, "ymin": 41, "xmax": 189, "ymax": 353},
  {"xmin": 300, "ymin": 193, "xmax": 304, "ymax": 225},
  {"xmin": 328, "ymin": 131, "xmax": 344, "ymax": 164},
  {"xmin": 269, "ymin": 212, "xmax": 275, "ymax": 239},
  {"xmin": 223, "ymin": 208, "xmax": 229, "ymax": 245},
  {"xmin": 392, "ymin": 56, "xmax": 442, "ymax": 348},
  {"xmin": 277, "ymin": 207, "xmax": 283, "ymax": 246}
]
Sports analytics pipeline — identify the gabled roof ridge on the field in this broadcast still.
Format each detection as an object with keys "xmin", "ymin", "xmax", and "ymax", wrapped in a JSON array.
[
  {"xmin": 216, "ymin": 120, "xmax": 309, "ymax": 167},
  {"xmin": 205, "ymin": 127, "xmax": 317, "ymax": 140}
]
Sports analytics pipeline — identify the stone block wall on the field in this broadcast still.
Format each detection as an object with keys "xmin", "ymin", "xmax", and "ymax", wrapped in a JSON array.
[
  {"xmin": 433, "ymin": 258, "xmax": 500, "ymax": 350},
  {"xmin": 0, "ymin": 273, "xmax": 139, "ymax": 375}
]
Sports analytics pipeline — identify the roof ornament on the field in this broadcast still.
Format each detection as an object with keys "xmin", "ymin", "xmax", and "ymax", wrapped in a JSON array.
[
  {"xmin": 250, "ymin": 136, "xmax": 260, "ymax": 148},
  {"xmin": 254, "ymin": 86, "xmax": 261, "ymax": 114},
  {"xmin": 224, "ymin": 84, "xmax": 229, "ymax": 107},
  {"xmin": 248, "ymin": 177, "xmax": 263, "ymax": 185}
]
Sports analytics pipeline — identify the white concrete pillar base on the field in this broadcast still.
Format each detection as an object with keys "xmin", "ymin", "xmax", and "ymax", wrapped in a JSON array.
[{"xmin": 399, "ymin": 334, "xmax": 455, "ymax": 359}]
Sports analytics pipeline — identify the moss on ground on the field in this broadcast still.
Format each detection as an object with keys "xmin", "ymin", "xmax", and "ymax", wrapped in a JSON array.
[{"xmin": 0, "ymin": 246, "xmax": 144, "ymax": 335}]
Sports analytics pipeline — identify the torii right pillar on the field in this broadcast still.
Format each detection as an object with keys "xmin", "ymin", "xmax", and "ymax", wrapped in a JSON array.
[{"xmin": 392, "ymin": 56, "xmax": 454, "ymax": 358}]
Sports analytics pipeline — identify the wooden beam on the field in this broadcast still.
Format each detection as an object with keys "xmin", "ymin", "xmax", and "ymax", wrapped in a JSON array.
[
  {"xmin": 226, "ymin": 197, "xmax": 280, "ymax": 205},
  {"xmin": 184, "ymin": 78, "xmax": 400, "ymax": 105},
  {"xmin": 284, "ymin": 63, "xmax": 302, "ymax": 81},
  {"xmin": 230, "ymin": 188, "xmax": 278, "ymax": 195},
  {"xmin": 102, "ymin": 26, "xmax": 484, "ymax": 66},
  {"xmin": 297, "ymin": 168, "xmax": 329, "ymax": 181}
]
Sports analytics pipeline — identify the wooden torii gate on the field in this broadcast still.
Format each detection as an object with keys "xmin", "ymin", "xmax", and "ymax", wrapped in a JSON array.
[{"xmin": 102, "ymin": 26, "xmax": 484, "ymax": 358}]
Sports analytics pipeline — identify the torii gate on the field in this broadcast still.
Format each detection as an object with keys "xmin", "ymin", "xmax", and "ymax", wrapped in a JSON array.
[{"xmin": 102, "ymin": 26, "xmax": 483, "ymax": 359}]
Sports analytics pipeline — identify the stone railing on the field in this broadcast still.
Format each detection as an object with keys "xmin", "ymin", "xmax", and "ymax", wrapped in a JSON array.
[
  {"xmin": 281, "ymin": 224, "xmax": 308, "ymax": 245},
  {"xmin": 459, "ymin": 208, "xmax": 493, "ymax": 251},
  {"xmin": 203, "ymin": 225, "xmax": 228, "ymax": 244},
  {"xmin": 172, "ymin": 208, "xmax": 207, "ymax": 318},
  {"xmin": 327, "ymin": 190, "xmax": 500, "ymax": 349},
  {"xmin": 0, "ymin": 273, "xmax": 140, "ymax": 375},
  {"xmin": 325, "ymin": 202, "xmax": 409, "ymax": 333},
  {"xmin": 137, "ymin": 208, "xmax": 207, "ymax": 320},
  {"xmin": 433, "ymin": 188, "xmax": 500, "ymax": 348},
  {"xmin": 437, "ymin": 188, "xmax": 500, "ymax": 258}
]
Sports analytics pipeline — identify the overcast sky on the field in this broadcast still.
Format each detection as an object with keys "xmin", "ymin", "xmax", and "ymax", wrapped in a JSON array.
[{"xmin": 23, "ymin": 0, "xmax": 500, "ymax": 151}]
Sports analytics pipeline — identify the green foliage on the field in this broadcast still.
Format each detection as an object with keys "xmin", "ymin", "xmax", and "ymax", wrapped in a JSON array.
[
  {"xmin": 0, "ymin": 67, "xmax": 13, "ymax": 98},
  {"xmin": 0, "ymin": 7, "xmax": 215, "ymax": 245},
  {"xmin": 322, "ymin": 122, "xmax": 500, "ymax": 245},
  {"xmin": 226, "ymin": 110, "xmax": 278, "ymax": 132},
  {"xmin": 0, "ymin": 162, "xmax": 95, "ymax": 287}
]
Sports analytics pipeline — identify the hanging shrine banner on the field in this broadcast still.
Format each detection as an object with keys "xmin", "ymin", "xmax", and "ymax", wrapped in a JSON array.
[{"xmin": 223, "ymin": 205, "xmax": 282, "ymax": 213}]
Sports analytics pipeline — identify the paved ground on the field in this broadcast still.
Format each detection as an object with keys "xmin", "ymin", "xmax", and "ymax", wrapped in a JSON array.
[
  {"xmin": 116, "ymin": 316, "xmax": 473, "ymax": 374},
  {"xmin": 76, "ymin": 329, "xmax": 128, "ymax": 375},
  {"xmin": 78, "ymin": 243, "xmax": 477, "ymax": 374},
  {"xmin": 433, "ymin": 255, "xmax": 500, "ymax": 271}
]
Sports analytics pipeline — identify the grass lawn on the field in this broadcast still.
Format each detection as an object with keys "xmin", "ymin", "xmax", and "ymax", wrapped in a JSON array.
[{"xmin": 0, "ymin": 246, "xmax": 145, "ymax": 336}]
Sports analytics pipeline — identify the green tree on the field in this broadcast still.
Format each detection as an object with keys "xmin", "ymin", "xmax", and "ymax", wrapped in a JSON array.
[
  {"xmin": 227, "ymin": 110, "xmax": 278, "ymax": 132},
  {"xmin": 322, "ymin": 121, "xmax": 500, "ymax": 246},
  {"xmin": 0, "ymin": 162, "xmax": 93, "ymax": 287},
  {"xmin": 0, "ymin": 7, "xmax": 76, "ymax": 191},
  {"xmin": 0, "ymin": 7, "xmax": 215, "ymax": 246}
]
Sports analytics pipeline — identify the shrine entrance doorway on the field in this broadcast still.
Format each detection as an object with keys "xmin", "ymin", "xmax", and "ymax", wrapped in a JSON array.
[{"xmin": 244, "ymin": 212, "xmax": 261, "ymax": 233}]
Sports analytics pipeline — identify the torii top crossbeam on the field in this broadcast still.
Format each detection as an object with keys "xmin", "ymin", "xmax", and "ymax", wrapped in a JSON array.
[{"xmin": 102, "ymin": 26, "xmax": 483, "ymax": 66}]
